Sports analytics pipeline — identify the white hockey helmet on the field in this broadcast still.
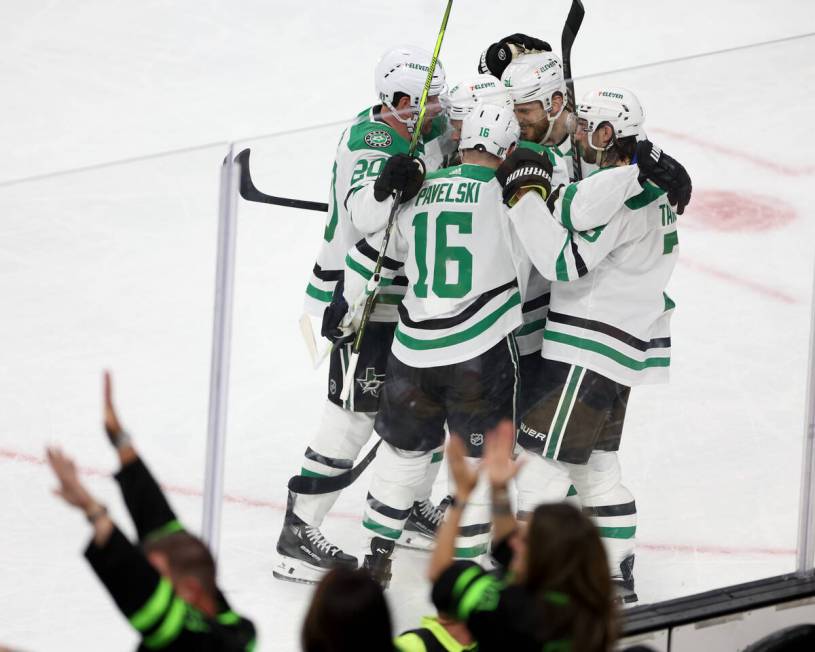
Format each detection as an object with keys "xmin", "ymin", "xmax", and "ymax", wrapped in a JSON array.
[
  {"xmin": 501, "ymin": 52, "xmax": 567, "ymax": 114},
  {"xmin": 375, "ymin": 45, "xmax": 447, "ymax": 131},
  {"xmin": 447, "ymin": 74, "xmax": 512, "ymax": 121},
  {"xmin": 576, "ymin": 87, "xmax": 645, "ymax": 150},
  {"xmin": 459, "ymin": 103, "xmax": 520, "ymax": 159}
]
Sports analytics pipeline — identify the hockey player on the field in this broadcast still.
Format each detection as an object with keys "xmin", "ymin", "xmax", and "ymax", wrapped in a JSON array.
[
  {"xmin": 276, "ymin": 46, "xmax": 449, "ymax": 583},
  {"xmin": 501, "ymin": 52, "xmax": 580, "ymax": 179},
  {"xmin": 495, "ymin": 87, "xmax": 691, "ymax": 603},
  {"xmin": 445, "ymin": 73, "xmax": 512, "ymax": 158},
  {"xmin": 344, "ymin": 103, "xmax": 525, "ymax": 587}
]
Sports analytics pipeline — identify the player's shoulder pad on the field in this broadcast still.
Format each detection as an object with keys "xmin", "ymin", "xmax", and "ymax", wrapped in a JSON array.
[
  {"xmin": 347, "ymin": 119, "xmax": 411, "ymax": 156},
  {"xmin": 518, "ymin": 140, "xmax": 557, "ymax": 166}
]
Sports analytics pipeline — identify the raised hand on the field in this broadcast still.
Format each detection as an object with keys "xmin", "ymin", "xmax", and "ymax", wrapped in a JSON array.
[
  {"xmin": 46, "ymin": 447, "xmax": 96, "ymax": 511},
  {"xmin": 446, "ymin": 434, "xmax": 480, "ymax": 501},
  {"xmin": 483, "ymin": 420, "xmax": 524, "ymax": 489}
]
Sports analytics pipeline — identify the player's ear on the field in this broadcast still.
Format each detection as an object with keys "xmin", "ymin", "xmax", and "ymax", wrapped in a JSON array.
[
  {"xmin": 551, "ymin": 93, "xmax": 564, "ymax": 114},
  {"xmin": 505, "ymin": 143, "xmax": 517, "ymax": 158}
]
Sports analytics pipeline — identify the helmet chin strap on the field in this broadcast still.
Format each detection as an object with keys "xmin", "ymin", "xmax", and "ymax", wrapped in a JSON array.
[
  {"xmin": 382, "ymin": 96, "xmax": 419, "ymax": 134},
  {"xmin": 542, "ymin": 104, "xmax": 565, "ymax": 143}
]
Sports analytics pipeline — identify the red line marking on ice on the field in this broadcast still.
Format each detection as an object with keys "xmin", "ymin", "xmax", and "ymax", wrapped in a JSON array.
[
  {"xmin": 651, "ymin": 127, "xmax": 815, "ymax": 177},
  {"xmin": 1, "ymin": 447, "xmax": 795, "ymax": 557},
  {"xmin": 681, "ymin": 258, "xmax": 801, "ymax": 305}
]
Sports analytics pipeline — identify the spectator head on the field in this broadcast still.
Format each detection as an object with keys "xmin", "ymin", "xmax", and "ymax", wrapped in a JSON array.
[
  {"xmin": 143, "ymin": 532, "xmax": 218, "ymax": 616},
  {"xmin": 302, "ymin": 567, "xmax": 393, "ymax": 652},
  {"xmin": 518, "ymin": 503, "xmax": 616, "ymax": 651}
]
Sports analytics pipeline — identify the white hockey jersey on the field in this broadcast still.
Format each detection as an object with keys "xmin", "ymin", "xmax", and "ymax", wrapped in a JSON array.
[
  {"xmin": 507, "ymin": 165, "xmax": 679, "ymax": 386},
  {"xmin": 345, "ymin": 164, "xmax": 524, "ymax": 368},
  {"xmin": 303, "ymin": 107, "xmax": 446, "ymax": 320},
  {"xmin": 514, "ymin": 140, "xmax": 569, "ymax": 357}
]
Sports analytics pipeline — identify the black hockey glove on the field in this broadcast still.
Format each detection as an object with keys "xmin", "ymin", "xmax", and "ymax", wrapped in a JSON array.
[
  {"xmin": 373, "ymin": 154, "xmax": 426, "ymax": 203},
  {"xmin": 495, "ymin": 148, "xmax": 553, "ymax": 207},
  {"xmin": 321, "ymin": 279, "xmax": 353, "ymax": 345},
  {"xmin": 478, "ymin": 33, "xmax": 552, "ymax": 78},
  {"xmin": 635, "ymin": 140, "xmax": 692, "ymax": 215}
]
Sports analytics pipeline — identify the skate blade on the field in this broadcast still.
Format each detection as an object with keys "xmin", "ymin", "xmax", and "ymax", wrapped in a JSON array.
[
  {"xmin": 272, "ymin": 555, "xmax": 332, "ymax": 585},
  {"xmin": 396, "ymin": 532, "xmax": 435, "ymax": 551}
]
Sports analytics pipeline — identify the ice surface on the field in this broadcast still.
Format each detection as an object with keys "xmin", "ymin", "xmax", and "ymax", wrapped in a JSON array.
[{"xmin": 2, "ymin": 1, "xmax": 815, "ymax": 650}]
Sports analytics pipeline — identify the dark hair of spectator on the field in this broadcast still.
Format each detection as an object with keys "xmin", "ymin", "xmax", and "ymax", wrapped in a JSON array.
[
  {"xmin": 144, "ymin": 532, "xmax": 217, "ymax": 598},
  {"xmin": 526, "ymin": 503, "xmax": 617, "ymax": 652},
  {"xmin": 301, "ymin": 567, "xmax": 393, "ymax": 652}
]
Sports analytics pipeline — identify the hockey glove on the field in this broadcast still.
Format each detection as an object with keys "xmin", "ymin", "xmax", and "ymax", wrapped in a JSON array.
[
  {"xmin": 495, "ymin": 148, "xmax": 553, "ymax": 208},
  {"xmin": 635, "ymin": 140, "xmax": 692, "ymax": 215},
  {"xmin": 321, "ymin": 280, "xmax": 354, "ymax": 345},
  {"xmin": 373, "ymin": 154, "xmax": 426, "ymax": 203},
  {"xmin": 478, "ymin": 33, "xmax": 552, "ymax": 77}
]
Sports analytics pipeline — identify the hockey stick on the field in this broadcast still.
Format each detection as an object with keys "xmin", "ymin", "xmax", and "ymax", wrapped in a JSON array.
[
  {"xmin": 235, "ymin": 148, "xmax": 329, "ymax": 212},
  {"xmin": 287, "ymin": 440, "xmax": 382, "ymax": 494},
  {"xmin": 561, "ymin": 0, "xmax": 585, "ymax": 181},
  {"xmin": 339, "ymin": 0, "xmax": 454, "ymax": 403}
]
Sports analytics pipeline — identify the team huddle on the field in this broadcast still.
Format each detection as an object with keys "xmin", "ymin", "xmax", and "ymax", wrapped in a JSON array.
[{"xmin": 275, "ymin": 33, "xmax": 692, "ymax": 605}]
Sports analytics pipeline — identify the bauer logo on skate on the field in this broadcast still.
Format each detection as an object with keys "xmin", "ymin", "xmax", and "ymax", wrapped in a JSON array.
[
  {"xmin": 357, "ymin": 368, "xmax": 385, "ymax": 396},
  {"xmin": 364, "ymin": 130, "xmax": 393, "ymax": 149}
]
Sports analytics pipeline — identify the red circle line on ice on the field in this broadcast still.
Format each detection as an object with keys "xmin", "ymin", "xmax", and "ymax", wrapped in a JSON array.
[{"xmin": 682, "ymin": 189, "xmax": 796, "ymax": 232}]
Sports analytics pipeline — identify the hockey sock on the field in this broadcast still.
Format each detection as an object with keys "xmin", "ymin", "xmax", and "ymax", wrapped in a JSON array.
[
  {"xmin": 415, "ymin": 444, "xmax": 444, "ymax": 503},
  {"xmin": 291, "ymin": 401, "xmax": 375, "ymax": 526},
  {"xmin": 363, "ymin": 443, "xmax": 432, "ymax": 547},
  {"xmin": 454, "ymin": 457, "xmax": 490, "ymax": 559},
  {"xmin": 565, "ymin": 451, "xmax": 637, "ymax": 572},
  {"xmin": 515, "ymin": 450, "xmax": 574, "ymax": 519}
]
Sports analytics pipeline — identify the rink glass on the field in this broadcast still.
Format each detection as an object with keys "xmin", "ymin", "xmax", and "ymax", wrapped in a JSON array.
[{"xmin": 3, "ymin": 36, "xmax": 814, "ymax": 652}]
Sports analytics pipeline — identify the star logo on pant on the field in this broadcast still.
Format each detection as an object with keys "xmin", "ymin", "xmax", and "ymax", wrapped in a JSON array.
[{"xmin": 357, "ymin": 367, "xmax": 385, "ymax": 397}]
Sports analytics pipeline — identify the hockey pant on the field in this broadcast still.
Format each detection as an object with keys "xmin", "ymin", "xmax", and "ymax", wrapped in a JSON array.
[
  {"xmin": 291, "ymin": 401, "xmax": 444, "ymax": 527},
  {"xmin": 516, "ymin": 449, "xmax": 636, "ymax": 572}
]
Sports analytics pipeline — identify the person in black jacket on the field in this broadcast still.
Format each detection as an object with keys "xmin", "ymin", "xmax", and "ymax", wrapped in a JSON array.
[
  {"xmin": 427, "ymin": 421, "xmax": 617, "ymax": 652},
  {"xmin": 46, "ymin": 372, "xmax": 256, "ymax": 651}
]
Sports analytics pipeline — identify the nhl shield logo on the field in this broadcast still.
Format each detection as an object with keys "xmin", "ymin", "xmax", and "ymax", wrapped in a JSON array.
[
  {"xmin": 470, "ymin": 433, "xmax": 484, "ymax": 447},
  {"xmin": 364, "ymin": 130, "xmax": 393, "ymax": 149}
]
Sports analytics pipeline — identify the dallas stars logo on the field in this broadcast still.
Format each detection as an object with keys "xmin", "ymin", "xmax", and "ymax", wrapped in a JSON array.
[
  {"xmin": 364, "ymin": 129, "xmax": 393, "ymax": 149},
  {"xmin": 357, "ymin": 367, "xmax": 385, "ymax": 397}
]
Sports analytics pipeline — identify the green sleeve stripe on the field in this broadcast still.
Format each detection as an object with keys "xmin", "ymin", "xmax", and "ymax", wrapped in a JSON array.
[
  {"xmin": 345, "ymin": 254, "xmax": 396, "ymax": 286},
  {"xmin": 306, "ymin": 283, "xmax": 333, "ymax": 302},
  {"xmin": 130, "ymin": 578, "xmax": 173, "ymax": 631},
  {"xmin": 560, "ymin": 183, "xmax": 579, "ymax": 230},
  {"xmin": 555, "ymin": 235, "xmax": 571, "ymax": 281},
  {"xmin": 624, "ymin": 182, "xmax": 665, "ymax": 210},
  {"xmin": 451, "ymin": 565, "xmax": 482, "ymax": 602},
  {"xmin": 457, "ymin": 575, "xmax": 499, "ymax": 620},
  {"xmin": 143, "ymin": 597, "xmax": 187, "ymax": 649},
  {"xmin": 144, "ymin": 519, "xmax": 184, "ymax": 543},
  {"xmin": 217, "ymin": 610, "xmax": 240, "ymax": 625},
  {"xmin": 394, "ymin": 632, "xmax": 427, "ymax": 652}
]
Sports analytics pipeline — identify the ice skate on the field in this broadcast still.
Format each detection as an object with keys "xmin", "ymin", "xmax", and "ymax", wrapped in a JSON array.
[
  {"xmin": 273, "ymin": 510, "xmax": 357, "ymax": 584},
  {"xmin": 611, "ymin": 553, "xmax": 638, "ymax": 605},
  {"xmin": 363, "ymin": 536, "xmax": 395, "ymax": 589},
  {"xmin": 398, "ymin": 499, "xmax": 444, "ymax": 550}
]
